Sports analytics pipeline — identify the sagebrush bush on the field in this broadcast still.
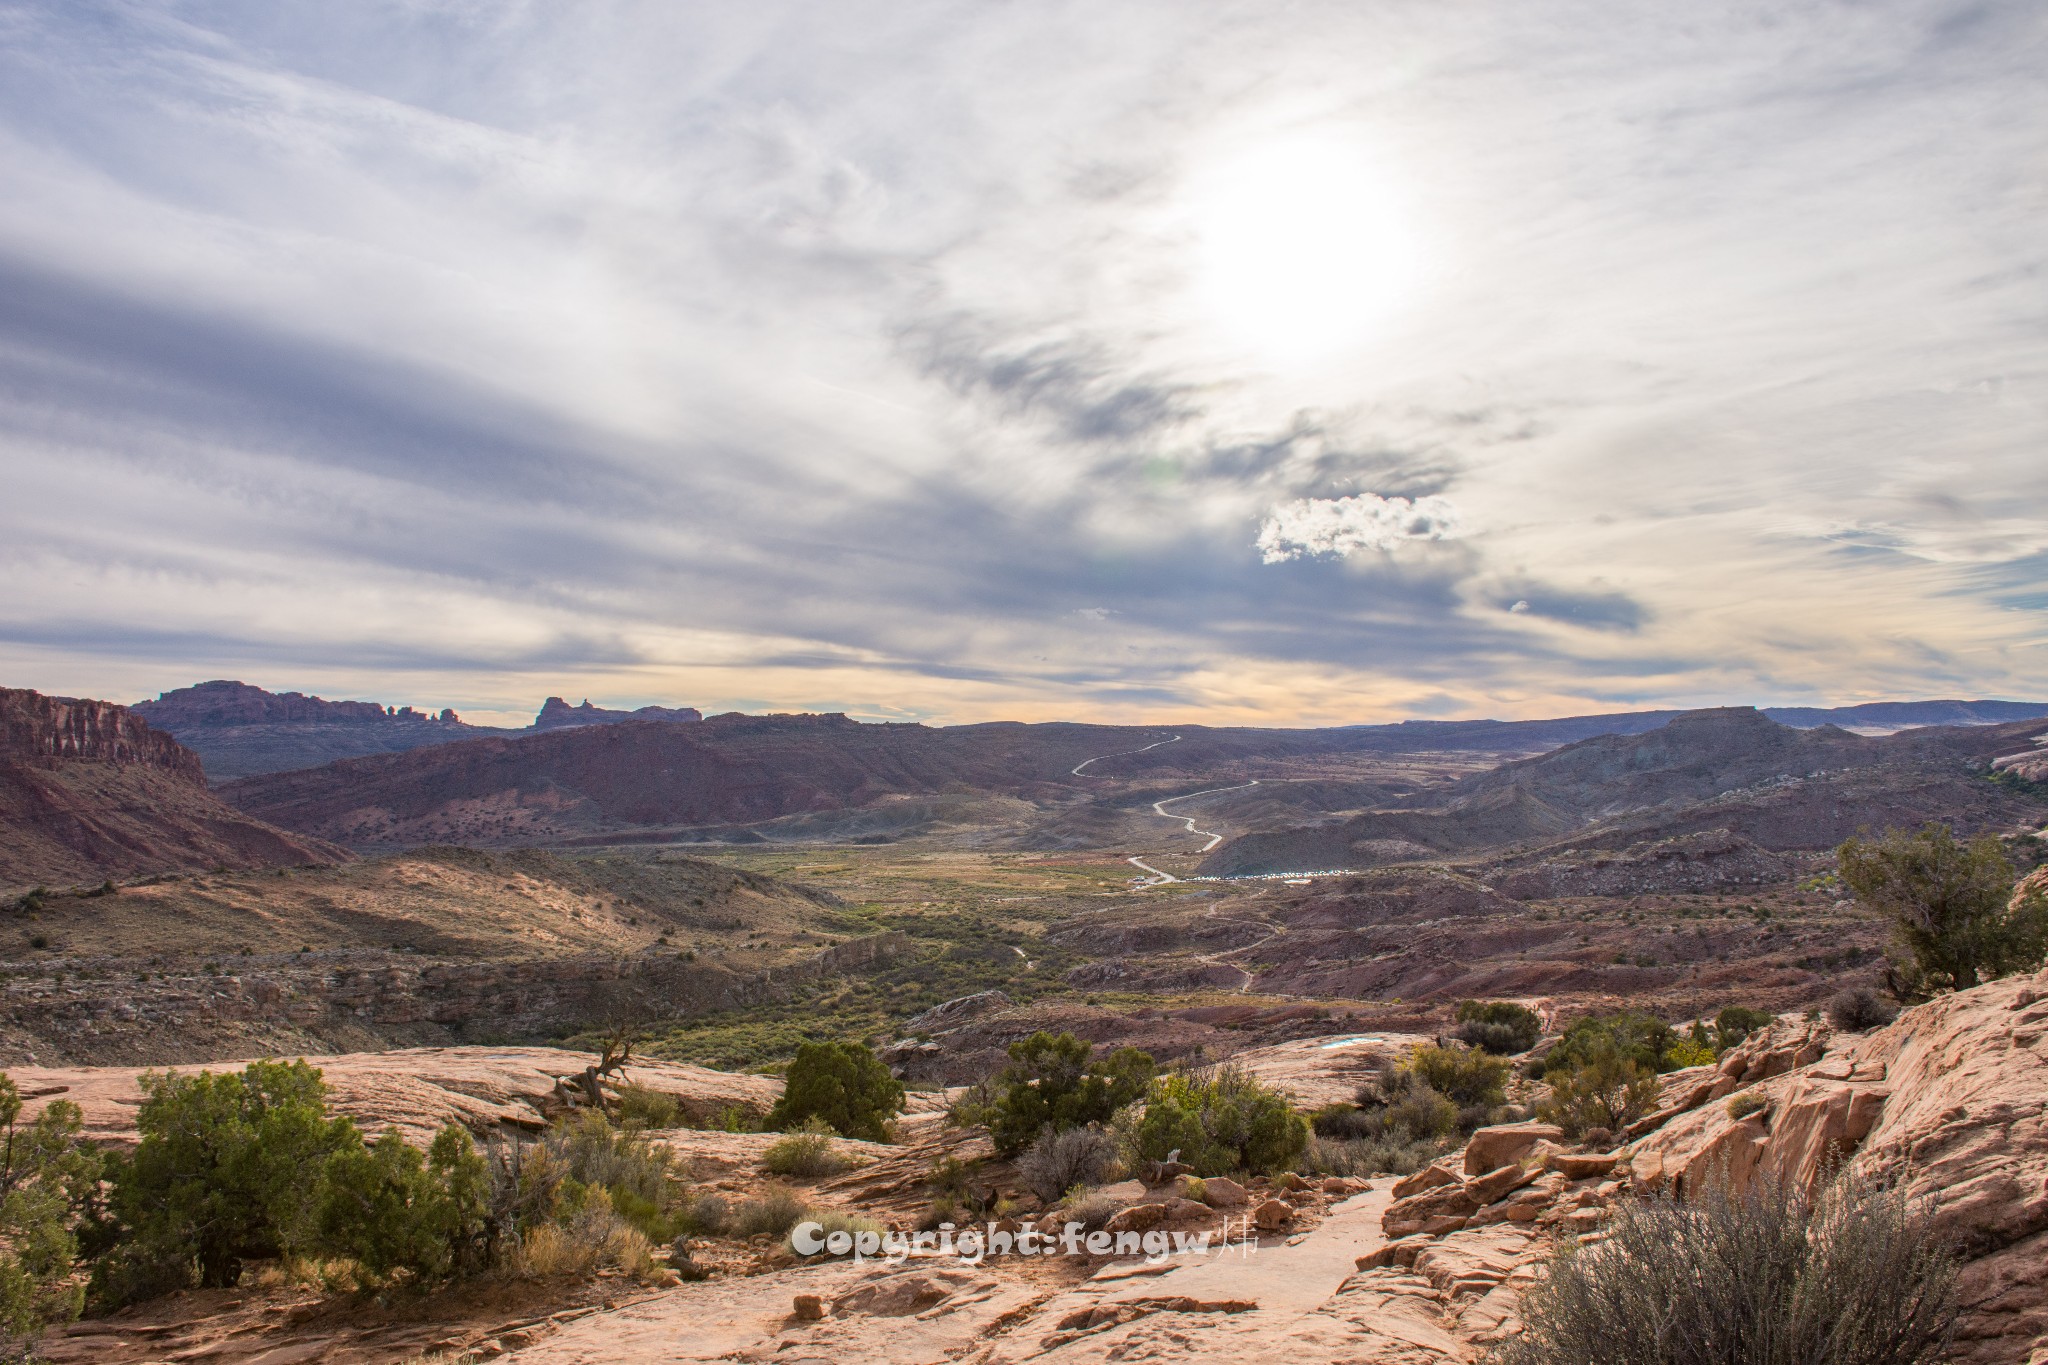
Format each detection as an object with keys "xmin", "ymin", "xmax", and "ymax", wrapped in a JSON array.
[
  {"xmin": 677, "ymin": 1192, "xmax": 730, "ymax": 1237},
  {"xmin": 1726, "ymin": 1092, "xmax": 1767, "ymax": 1121},
  {"xmin": 1491, "ymin": 1170, "xmax": 1957, "ymax": 1365},
  {"xmin": 729, "ymin": 1186, "xmax": 809, "ymax": 1238},
  {"xmin": 762, "ymin": 1123, "xmax": 853, "ymax": 1179},
  {"xmin": 1016, "ymin": 1124, "xmax": 1119, "ymax": 1204},
  {"xmin": 785, "ymin": 1207, "xmax": 885, "ymax": 1254},
  {"xmin": 1408, "ymin": 1044, "xmax": 1510, "ymax": 1107},
  {"xmin": 510, "ymin": 1188, "xmax": 658, "ymax": 1282},
  {"xmin": 1455, "ymin": 1000, "xmax": 1542, "ymax": 1055},
  {"xmin": 1536, "ymin": 1042, "xmax": 1659, "ymax": 1138},
  {"xmin": 1306, "ymin": 1134, "xmax": 1440, "ymax": 1178},
  {"xmin": 544, "ymin": 1109, "xmax": 675, "ymax": 1209},
  {"xmin": 1540, "ymin": 1012, "xmax": 1677, "ymax": 1078},
  {"xmin": 613, "ymin": 1085, "xmax": 684, "ymax": 1130},
  {"xmin": 1057, "ymin": 1189, "xmax": 1118, "ymax": 1231},
  {"xmin": 1828, "ymin": 987, "xmax": 1898, "ymax": 1033}
]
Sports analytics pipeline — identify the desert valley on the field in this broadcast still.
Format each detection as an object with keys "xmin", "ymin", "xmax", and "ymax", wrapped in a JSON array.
[{"xmin": 0, "ymin": 681, "xmax": 2045, "ymax": 1361}]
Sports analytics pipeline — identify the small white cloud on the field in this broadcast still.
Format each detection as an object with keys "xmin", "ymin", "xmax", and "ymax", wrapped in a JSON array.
[
  {"xmin": 1072, "ymin": 606, "xmax": 1115, "ymax": 620},
  {"xmin": 1508, "ymin": 599, "xmax": 1530, "ymax": 613},
  {"xmin": 1256, "ymin": 493, "xmax": 1463, "ymax": 564}
]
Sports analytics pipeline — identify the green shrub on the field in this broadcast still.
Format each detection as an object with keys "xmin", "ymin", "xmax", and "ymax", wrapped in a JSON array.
[
  {"xmin": 98, "ymin": 1060, "xmax": 358, "ymax": 1296},
  {"xmin": 1541, "ymin": 1011, "xmax": 1677, "ymax": 1077},
  {"xmin": 1133, "ymin": 1065, "xmax": 1308, "ymax": 1177},
  {"xmin": 613, "ymin": 1085, "xmax": 684, "ymax": 1130},
  {"xmin": 677, "ymin": 1192, "xmax": 731, "ymax": 1236},
  {"xmin": 1840, "ymin": 823, "xmax": 2048, "ymax": 996},
  {"xmin": 0, "ymin": 1075, "xmax": 101, "ymax": 1340},
  {"xmin": 1455, "ymin": 1000, "xmax": 1542, "ymax": 1054},
  {"xmin": 765, "ymin": 1041, "xmax": 904, "ymax": 1142},
  {"xmin": 988, "ymin": 1033, "xmax": 1156, "ymax": 1157},
  {"xmin": 1492, "ymin": 1170, "xmax": 1957, "ymax": 1365},
  {"xmin": 1407, "ymin": 1044, "xmax": 1509, "ymax": 1107},
  {"xmin": 315, "ymin": 1124, "xmax": 490, "ymax": 1285},
  {"xmin": 1726, "ymin": 1092, "xmax": 1767, "ymax": 1121},
  {"xmin": 729, "ymin": 1185, "xmax": 809, "ymax": 1238},
  {"xmin": 1713, "ymin": 1006, "xmax": 1777, "ymax": 1051},
  {"xmin": 1664, "ymin": 1034, "xmax": 1717, "ymax": 1068},
  {"xmin": 544, "ymin": 1110, "xmax": 674, "ymax": 1210},
  {"xmin": 1536, "ymin": 1042, "xmax": 1660, "ymax": 1139},
  {"xmin": 762, "ymin": 1124, "xmax": 853, "ymax": 1179}
]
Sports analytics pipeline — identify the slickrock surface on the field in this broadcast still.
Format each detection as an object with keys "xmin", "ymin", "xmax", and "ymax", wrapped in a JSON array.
[
  {"xmin": 1215, "ymin": 1031, "xmax": 1432, "ymax": 1109},
  {"xmin": 9, "ymin": 1046, "xmax": 781, "ymax": 1146}
]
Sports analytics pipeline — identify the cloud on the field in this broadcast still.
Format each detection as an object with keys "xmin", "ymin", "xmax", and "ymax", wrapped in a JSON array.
[
  {"xmin": 0, "ymin": 1, "xmax": 2041, "ymax": 725},
  {"xmin": 1255, "ymin": 494, "xmax": 1464, "ymax": 563}
]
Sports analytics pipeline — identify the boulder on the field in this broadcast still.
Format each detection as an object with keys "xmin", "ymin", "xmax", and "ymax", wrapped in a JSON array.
[
  {"xmin": 1253, "ymin": 1198, "xmax": 1296, "ymax": 1230},
  {"xmin": 792, "ymin": 1294, "xmax": 825, "ymax": 1321},
  {"xmin": 1467, "ymin": 1160, "xmax": 1542, "ymax": 1205},
  {"xmin": 1463, "ymin": 1123, "xmax": 1563, "ymax": 1176},
  {"xmin": 1104, "ymin": 1202, "xmax": 1170, "ymax": 1235},
  {"xmin": 1545, "ymin": 1150, "xmax": 1621, "ymax": 1180},
  {"xmin": 1198, "ymin": 1175, "xmax": 1249, "ymax": 1207},
  {"xmin": 1392, "ymin": 1159, "xmax": 1462, "ymax": 1200}
]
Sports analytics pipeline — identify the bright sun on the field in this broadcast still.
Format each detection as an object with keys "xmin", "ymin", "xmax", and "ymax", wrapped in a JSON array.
[{"xmin": 1187, "ymin": 131, "xmax": 1426, "ymax": 368}]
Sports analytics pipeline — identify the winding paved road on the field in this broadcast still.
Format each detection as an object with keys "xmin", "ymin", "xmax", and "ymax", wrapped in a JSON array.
[
  {"xmin": 1070, "ymin": 735, "xmax": 1258, "ymax": 885},
  {"xmin": 1070, "ymin": 733, "xmax": 1181, "ymax": 776}
]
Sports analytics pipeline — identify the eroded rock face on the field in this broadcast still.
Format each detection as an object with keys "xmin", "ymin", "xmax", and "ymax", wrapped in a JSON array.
[
  {"xmin": 0, "ymin": 688, "xmax": 348, "ymax": 888},
  {"xmin": 1369, "ymin": 969, "xmax": 2048, "ymax": 1364}
]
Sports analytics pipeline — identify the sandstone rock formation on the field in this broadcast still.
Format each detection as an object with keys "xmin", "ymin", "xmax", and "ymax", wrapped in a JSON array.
[
  {"xmin": 0, "ymin": 688, "xmax": 346, "ymax": 889},
  {"xmin": 532, "ymin": 697, "xmax": 703, "ymax": 730},
  {"xmin": 132, "ymin": 680, "xmax": 519, "ymax": 779},
  {"xmin": 1357, "ymin": 967, "xmax": 2048, "ymax": 1363}
]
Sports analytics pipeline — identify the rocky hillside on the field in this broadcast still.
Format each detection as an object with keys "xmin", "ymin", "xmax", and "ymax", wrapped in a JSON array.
[
  {"xmin": 0, "ymin": 688, "xmax": 345, "ymax": 890},
  {"xmin": 1203, "ymin": 708, "xmax": 2048, "ymax": 877}
]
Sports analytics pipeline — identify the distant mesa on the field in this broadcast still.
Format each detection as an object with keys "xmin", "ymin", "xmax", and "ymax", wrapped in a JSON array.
[
  {"xmin": 134, "ymin": 680, "xmax": 464, "ymax": 729},
  {"xmin": 531, "ymin": 696, "xmax": 702, "ymax": 730},
  {"xmin": 128, "ymin": 681, "xmax": 704, "ymax": 781}
]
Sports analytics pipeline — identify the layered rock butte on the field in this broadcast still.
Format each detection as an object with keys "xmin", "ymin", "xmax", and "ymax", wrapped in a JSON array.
[{"xmin": 0, "ymin": 688, "xmax": 345, "ymax": 889}]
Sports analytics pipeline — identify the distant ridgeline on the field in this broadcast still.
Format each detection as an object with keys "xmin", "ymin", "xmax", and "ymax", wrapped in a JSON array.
[{"xmin": 132, "ymin": 681, "xmax": 702, "ymax": 781}]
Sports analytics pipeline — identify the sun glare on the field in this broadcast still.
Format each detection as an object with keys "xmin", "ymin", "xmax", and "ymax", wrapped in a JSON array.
[{"xmin": 1188, "ymin": 131, "xmax": 1426, "ymax": 368}]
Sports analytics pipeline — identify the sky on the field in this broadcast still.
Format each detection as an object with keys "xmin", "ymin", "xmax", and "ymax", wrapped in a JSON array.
[{"xmin": 0, "ymin": 1, "xmax": 2043, "ymax": 728}]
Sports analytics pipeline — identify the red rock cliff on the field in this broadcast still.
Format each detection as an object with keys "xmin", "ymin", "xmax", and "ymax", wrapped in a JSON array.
[{"xmin": 1, "ymin": 688, "xmax": 203, "ymax": 780}]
